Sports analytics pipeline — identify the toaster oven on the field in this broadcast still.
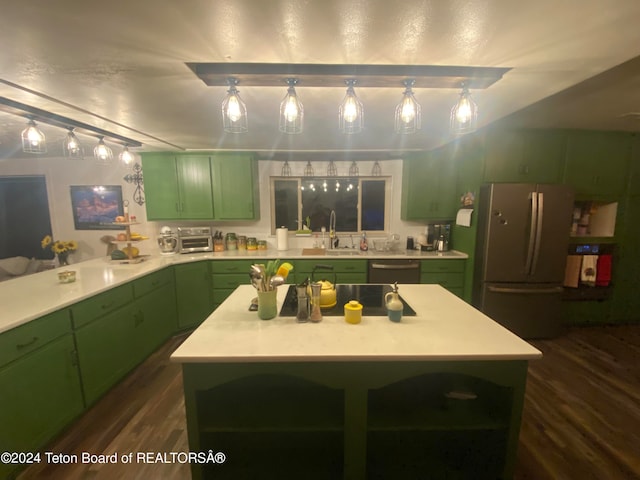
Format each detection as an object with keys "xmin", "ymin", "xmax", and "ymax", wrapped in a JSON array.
[{"xmin": 177, "ymin": 227, "xmax": 213, "ymax": 253}]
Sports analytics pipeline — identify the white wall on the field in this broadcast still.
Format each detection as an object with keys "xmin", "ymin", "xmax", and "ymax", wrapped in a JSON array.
[{"xmin": 0, "ymin": 156, "xmax": 431, "ymax": 262}]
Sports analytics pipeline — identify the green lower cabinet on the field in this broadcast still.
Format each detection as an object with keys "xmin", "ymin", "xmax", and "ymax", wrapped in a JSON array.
[
  {"xmin": 133, "ymin": 282, "xmax": 177, "ymax": 361},
  {"xmin": 0, "ymin": 334, "xmax": 84, "ymax": 480},
  {"xmin": 293, "ymin": 259, "xmax": 368, "ymax": 284},
  {"xmin": 175, "ymin": 261, "xmax": 213, "ymax": 329},
  {"xmin": 75, "ymin": 303, "xmax": 139, "ymax": 406},
  {"xmin": 211, "ymin": 260, "xmax": 255, "ymax": 309},
  {"xmin": 420, "ymin": 260, "xmax": 466, "ymax": 298}
]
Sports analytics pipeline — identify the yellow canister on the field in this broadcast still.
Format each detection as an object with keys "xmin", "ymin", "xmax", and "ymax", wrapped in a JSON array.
[{"xmin": 344, "ymin": 300, "xmax": 363, "ymax": 324}]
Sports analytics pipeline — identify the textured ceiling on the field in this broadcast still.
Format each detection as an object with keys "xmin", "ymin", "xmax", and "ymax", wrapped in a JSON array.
[{"xmin": 1, "ymin": 0, "xmax": 640, "ymax": 159}]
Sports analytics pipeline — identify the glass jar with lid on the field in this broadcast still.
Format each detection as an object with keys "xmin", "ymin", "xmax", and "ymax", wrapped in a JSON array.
[
  {"xmin": 237, "ymin": 235, "xmax": 247, "ymax": 250},
  {"xmin": 246, "ymin": 237, "xmax": 257, "ymax": 251},
  {"xmin": 257, "ymin": 240, "xmax": 267, "ymax": 251},
  {"xmin": 225, "ymin": 232, "xmax": 237, "ymax": 250}
]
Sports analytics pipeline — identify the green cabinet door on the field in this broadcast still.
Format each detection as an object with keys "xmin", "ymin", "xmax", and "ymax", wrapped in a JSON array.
[
  {"xmin": 175, "ymin": 262, "xmax": 213, "ymax": 329},
  {"xmin": 211, "ymin": 154, "xmax": 259, "ymax": 220},
  {"xmin": 564, "ymin": 131, "xmax": 631, "ymax": 198},
  {"xmin": 0, "ymin": 334, "xmax": 84, "ymax": 479},
  {"xmin": 134, "ymin": 282, "xmax": 177, "ymax": 361},
  {"xmin": 401, "ymin": 149, "xmax": 457, "ymax": 221},
  {"xmin": 75, "ymin": 303, "xmax": 138, "ymax": 405},
  {"xmin": 177, "ymin": 155, "xmax": 215, "ymax": 219},
  {"xmin": 141, "ymin": 153, "xmax": 182, "ymax": 220},
  {"xmin": 483, "ymin": 130, "xmax": 566, "ymax": 183},
  {"xmin": 142, "ymin": 153, "xmax": 214, "ymax": 220}
]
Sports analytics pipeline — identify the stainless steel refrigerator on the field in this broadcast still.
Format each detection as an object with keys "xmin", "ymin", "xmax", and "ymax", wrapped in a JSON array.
[{"xmin": 472, "ymin": 183, "xmax": 574, "ymax": 338}]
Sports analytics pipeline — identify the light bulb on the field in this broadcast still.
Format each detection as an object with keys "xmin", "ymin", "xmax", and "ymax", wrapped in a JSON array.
[
  {"xmin": 400, "ymin": 97, "xmax": 416, "ymax": 124},
  {"xmin": 342, "ymin": 95, "xmax": 359, "ymax": 123},
  {"xmin": 226, "ymin": 94, "xmax": 242, "ymax": 122},
  {"xmin": 27, "ymin": 126, "xmax": 43, "ymax": 146},
  {"xmin": 284, "ymin": 95, "xmax": 299, "ymax": 122}
]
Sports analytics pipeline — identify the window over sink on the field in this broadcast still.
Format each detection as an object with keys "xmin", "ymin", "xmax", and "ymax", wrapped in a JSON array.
[{"xmin": 270, "ymin": 176, "xmax": 390, "ymax": 234}]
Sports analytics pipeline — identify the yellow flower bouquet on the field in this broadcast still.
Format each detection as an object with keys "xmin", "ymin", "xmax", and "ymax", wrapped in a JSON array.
[{"xmin": 42, "ymin": 235, "xmax": 78, "ymax": 266}]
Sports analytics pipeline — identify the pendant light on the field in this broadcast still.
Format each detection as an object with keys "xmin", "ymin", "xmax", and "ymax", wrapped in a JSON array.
[
  {"xmin": 64, "ymin": 129, "xmax": 83, "ymax": 158},
  {"xmin": 279, "ymin": 78, "xmax": 303, "ymax": 134},
  {"xmin": 349, "ymin": 161, "xmax": 359, "ymax": 176},
  {"xmin": 221, "ymin": 77, "xmax": 248, "ymax": 133},
  {"xmin": 326, "ymin": 160, "xmax": 338, "ymax": 176},
  {"xmin": 339, "ymin": 80, "xmax": 363, "ymax": 134},
  {"xmin": 281, "ymin": 160, "xmax": 292, "ymax": 176},
  {"xmin": 119, "ymin": 145, "xmax": 135, "ymax": 166},
  {"xmin": 371, "ymin": 161, "xmax": 382, "ymax": 176},
  {"xmin": 395, "ymin": 80, "xmax": 421, "ymax": 134},
  {"xmin": 94, "ymin": 137, "xmax": 114, "ymax": 165},
  {"xmin": 450, "ymin": 84, "xmax": 478, "ymax": 135},
  {"xmin": 21, "ymin": 119, "xmax": 46, "ymax": 154},
  {"xmin": 303, "ymin": 161, "xmax": 315, "ymax": 177}
]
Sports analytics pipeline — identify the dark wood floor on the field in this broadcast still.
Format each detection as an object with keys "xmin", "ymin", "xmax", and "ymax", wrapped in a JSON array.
[{"xmin": 17, "ymin": 325, "xmax": 640, "ymax": 480}]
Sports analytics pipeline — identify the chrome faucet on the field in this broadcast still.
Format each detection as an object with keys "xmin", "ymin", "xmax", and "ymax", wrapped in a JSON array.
[{"xmin": 329, "ymin": 210, "xmax": 336, "ymax": 249}]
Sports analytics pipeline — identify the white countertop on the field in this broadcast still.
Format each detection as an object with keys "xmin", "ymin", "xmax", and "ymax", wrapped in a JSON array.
[
  {"xmin": 171, "ymin": 284, "xmax": 541, "ymax": 363},
  {"xmin": 0, "ymin": 249, "xmax": 467, "ymax": 335}
]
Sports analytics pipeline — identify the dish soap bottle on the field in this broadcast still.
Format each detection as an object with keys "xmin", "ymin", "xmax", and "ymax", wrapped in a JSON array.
[
  {"xmin": 384, "ymin": 282, "xmax": 404, "ymax": 323},
  {"xmin": 360, "ymin": 231, "xmax": 369, "ymax": 251}
]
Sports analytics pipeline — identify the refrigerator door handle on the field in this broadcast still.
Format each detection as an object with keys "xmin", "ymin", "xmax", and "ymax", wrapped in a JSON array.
[
  {"xmin": 531, "ymin": 192, "xmax": 544, "ymax": 275},
  {"xmin": 488, "ymin": 285, "xmax": 564, "ymax": 294},
  {"xmin": 525, "ymin": 191, "xmax": 538, "ymax": 275}
]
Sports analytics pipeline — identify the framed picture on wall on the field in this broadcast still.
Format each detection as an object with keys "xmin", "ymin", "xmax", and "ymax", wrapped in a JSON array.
[{"xmin": 70, "ymin": 185, "xmax": 124, "ymax": 230}]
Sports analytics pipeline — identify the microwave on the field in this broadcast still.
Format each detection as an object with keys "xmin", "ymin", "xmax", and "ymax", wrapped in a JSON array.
[{"xmin": 177, "ymin": 227, "xmax": 213, "ymax": 253}]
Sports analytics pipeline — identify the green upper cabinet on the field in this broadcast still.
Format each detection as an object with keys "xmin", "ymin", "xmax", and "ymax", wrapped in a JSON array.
[
  {"xmin": 142, "ymin": 152, "xmax": 259, "ymax": 221},
  {"xmin": 211, "ymin": 154, "xmax": 260, "ymax": 220},
  {"xmin": 563, "ymin": 131, "xmax": 632, "ymax": 198},
  {"xmin": 142, "ymin": 153, "xmax": 214, "ymax": 220},
  {"xmin": 483, "ymin": 129, "xmax": 566, "ymax": 184},
  {"xmin": 401, "ymin": 148, "xmax": 457, "ymax": 221}
]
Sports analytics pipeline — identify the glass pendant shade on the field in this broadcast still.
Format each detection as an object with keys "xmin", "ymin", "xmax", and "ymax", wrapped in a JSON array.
[
  {"xmin": 339, "ymin": 80, "xmax": 363, "ymax": 134},
  {"xmin": 64, "ymin": 129, "xmax": 83, "ymax": 158},
  {"xmin": 119, "ymin": 146, "xmax": 135, "ymax": 165},
  {"xmin": 371, "ymin": 161, "xmax": 382, "ymax": 176},
  {"xmin": 450, "ymin": 86, "xmax": 478, "ymax": 135},
  {"xmin": 281, "ymin": 160, "xmax": 292, "ymax": 176},
  {"xmin": 349, "ymin": 161, "xmax": 359, "ymax": 176},
  {"xmin": 222, "ymin": 79, "xmax": 248, "ymax": 133},
  {"xmin": 94, "ymin": 138, "xmax": 114, "ymax": 165},
  {"xmin": 303, "ymin": 161, "xmax": 315, "ymax": 177},
  {"xmin": 279, "ymin": 79, "xmax": 303, "ymax": 134},
  {"xmin": 21, "ymin": 120, "xmax": 47, "ymax": 154},
  {"xmin": 395, "ymin": 80, "xmax": 421, "ymax": 134}
]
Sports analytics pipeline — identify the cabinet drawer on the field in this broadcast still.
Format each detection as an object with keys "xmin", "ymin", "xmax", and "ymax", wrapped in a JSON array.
[
  {"xmin": 211, "ymin": 260, "xmax": 255, "ymax": 274},
  {"xmin": 420, "ymin": 272, "xmax": 465, "ymax": 288},
  {"xmin": 420, "ymin": 259, "xmax": 465, "ymax": 273},
  {"xmin": 294, "ymin": 259, "xmax": 367, "ymax": 273},
  {"xmin": 133, "ymin": 268, "xmax": 173, "ymax": 298},
  {"xmin": 71, "ymin": 284, "xmax": 134, "ymax": 329},
  {"xmin": 212, "ymin": 273, "xmax": 251, "ymax": 289},
  {"xmin": 0, "ymin": 309, "xmax": 71, "ymax": 368}
]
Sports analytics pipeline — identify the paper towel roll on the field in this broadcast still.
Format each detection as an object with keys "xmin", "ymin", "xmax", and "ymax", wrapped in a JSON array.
[{"xmin": 276, "ymin": 227, "xmax": 289, "ymax": 251}]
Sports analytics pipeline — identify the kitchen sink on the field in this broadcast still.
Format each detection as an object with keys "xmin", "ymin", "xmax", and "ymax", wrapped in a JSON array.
[{"xmin": 330, "ymin": 249, "xmax": 364, "ymax": 256}]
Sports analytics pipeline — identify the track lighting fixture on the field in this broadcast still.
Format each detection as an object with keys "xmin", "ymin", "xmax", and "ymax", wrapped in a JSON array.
[{"xmin": 21, "ymin": 119, "xmax": 46, "ymax": 154}]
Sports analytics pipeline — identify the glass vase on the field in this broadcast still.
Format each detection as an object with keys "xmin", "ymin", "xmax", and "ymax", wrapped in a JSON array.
[{"xmin": 57, "ymin": 252, "xmax": 69, "ymax": 267}]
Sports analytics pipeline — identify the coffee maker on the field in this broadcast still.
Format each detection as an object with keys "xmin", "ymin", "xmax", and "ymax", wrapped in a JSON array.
[{"xmin": 432, "ymin": 224, "xmax": 451, "ymax": 252}]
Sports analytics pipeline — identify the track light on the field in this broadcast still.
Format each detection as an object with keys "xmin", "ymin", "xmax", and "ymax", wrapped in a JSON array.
[
  {"xmin": 339, "ymin": 80, "xmax": 363, "ymax": 134},
  {"xmin": 450, "ymin": 85, "xmax": 478, "ymax": 135},
  {"xmin": 119, "ymin": 145, "xmax": 135, "ymax": 165},
  {"xmin": 279, "ymin": 78, "xmax": 303, "ymax": 134},
  {"xmin": 221, "ymin": 77, "xmax": 248, "ymax": 133},
  {"xmin": 94, "ymin": 137, "xmax": 114, "ymax": 165},
  {"xmin": 64, "ymin": 129, "xmax": 83, "ymax": 158},
  {"xmin": 21, "ymin": 120, "xmax": 46, "ymax": 154},
  {"xmin": 395, "ymin": 80, "xmax": 421, "ymax": 134}
]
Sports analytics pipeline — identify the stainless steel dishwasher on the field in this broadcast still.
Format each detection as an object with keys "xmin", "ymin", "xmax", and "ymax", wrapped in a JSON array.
[{"xmin": 368, "ymin": 259, "xmax": 421, "ymax": 284}]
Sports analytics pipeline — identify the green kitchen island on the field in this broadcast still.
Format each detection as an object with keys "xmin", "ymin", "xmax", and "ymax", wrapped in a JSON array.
[{"xmin": 171, "ymin": 284, "xmax": 540, "ymax": 480}]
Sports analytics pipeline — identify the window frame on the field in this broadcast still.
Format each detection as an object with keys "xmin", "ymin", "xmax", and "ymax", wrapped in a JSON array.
[{"xmin": 270, "ymin": 175, "xmax": 391, "ymax": 235}]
